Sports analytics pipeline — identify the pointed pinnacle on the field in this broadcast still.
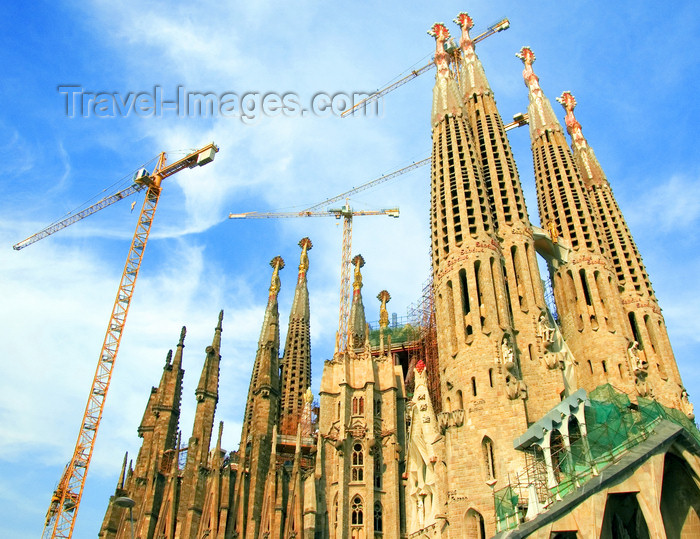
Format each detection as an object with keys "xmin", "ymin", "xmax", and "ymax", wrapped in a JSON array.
[
  {"xmin": 165, "ymin": 349, "xmax": 173, "ymax": 368},
  {"xmin": 216, "ymin": 421, "xmax": 224, "ymax": 451},
  {"xmin": 269, "ymin": 256, "xmax": 285, "ymax": 297},
  {"xmin": 298, "ymin": 237, "xmax": 312, "ymax": 275},
  {"xmin": 117, "ymin": 451, "xmax": 128, "ymax": 489},
  {"xmin": 179, "ymin": 326, "xmax": 186, "ymax": 346},
  {"xmin": 352, "ymin": 255, "xmax": 365, "ymax": 290}
]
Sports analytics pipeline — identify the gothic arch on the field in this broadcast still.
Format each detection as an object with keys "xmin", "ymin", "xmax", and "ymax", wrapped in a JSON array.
[
  {"xmin": 660, "ymin": 452, "xmax": 700, "ymax": 537},
  {"xmin": 463, "ymin": 508, "xmax": 486, "ymax": 539},
  {"xmin": 600, "ymin": 492, "xmax": 650, "ymax": 539},
  {"xmin": 481, "ymin": 436, "xmax": 495, "ymax": 480}
]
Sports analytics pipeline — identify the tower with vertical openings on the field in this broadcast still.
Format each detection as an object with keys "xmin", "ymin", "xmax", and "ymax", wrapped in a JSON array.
[
  {"xmin": 455, "ymin": 12, "xmax": 563, "ymax": 421},
  {"xmin": 279, "ymin": 237, "xmax": 313, "ymax": 434},
  {"xmin": 557, "ymin": 91, "xmax": 685, "ymax": 406},
  {"xmin": 517, "ymin": 46, "xmax": 635, "ymax": 396},
  {"xmin": 427, "ymin": 21, "xmax": 531, "ymax": 538}
]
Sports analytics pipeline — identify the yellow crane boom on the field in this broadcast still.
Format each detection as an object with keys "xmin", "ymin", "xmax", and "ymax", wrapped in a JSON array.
[
  {"xmin": 342, "ymin": 18, "xmax": 509, "ymax": 117},
  {"xmin": 17, "ymin": 142, "xmax": 219, "ymax": 539}
]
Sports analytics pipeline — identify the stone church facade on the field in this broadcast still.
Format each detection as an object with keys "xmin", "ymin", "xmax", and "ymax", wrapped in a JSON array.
[{"xmin": 100, "ymin": 11, "xmax": 700, "ymax": 539}]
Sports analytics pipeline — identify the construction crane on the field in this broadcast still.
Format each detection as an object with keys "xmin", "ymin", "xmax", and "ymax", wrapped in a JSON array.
[
  {"xmin": 230, "ymin": 202, "xmax": 399, "ymax": 354},
  {"xmin": 13, "ymin": 142, "xmax": 219, "ymax": 538},
  {"xmin": 342, "ymin": 17, "xmax": 510, "ymax": 118}
]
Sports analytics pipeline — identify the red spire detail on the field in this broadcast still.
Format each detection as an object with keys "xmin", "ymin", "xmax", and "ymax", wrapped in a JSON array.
[
  {"xmin": 557, "ymin": 91, "xmax": 586, "ymax": 148},
  {"xmin": 516, "ymin": 46, "xmax": 539, "ymax": 90},
  {"xmin": 416, "ymin": 359, "xmax": 426, "ymax": 374},
  {"xmin": 428, "ymin": 23, "xmax": 451, "ymax": 79}
]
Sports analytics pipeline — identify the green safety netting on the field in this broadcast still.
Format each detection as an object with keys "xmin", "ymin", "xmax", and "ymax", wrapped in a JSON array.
[
  {"xmin": 368, "ymin": 323, "xmax": 419, "ymax": 347},
  {"xmin": 494, "ymin": 384, "xmax": 700, "ymax": 533}
]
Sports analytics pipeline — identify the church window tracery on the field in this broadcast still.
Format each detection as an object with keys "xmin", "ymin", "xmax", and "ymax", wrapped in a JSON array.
[{"xmin": 352, "ymin": 442, "xmax": 364, "ymax": 482}]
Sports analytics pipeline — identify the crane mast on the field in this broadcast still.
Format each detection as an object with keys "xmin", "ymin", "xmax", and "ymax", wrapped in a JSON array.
[
  {"xmin": 231, "ymin": 199, "xmax": 401, "ymax": 355},
  {"xmin": 34, "ymin": 143, "xmax": 218, "ymax": 539}
]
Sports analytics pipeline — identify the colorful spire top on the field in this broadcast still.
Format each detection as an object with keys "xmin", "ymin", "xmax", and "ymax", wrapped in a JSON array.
[
  {"xmin": 298, "ymin": 237, "xmax": 312, "ymax": 278},
  {"xmin": 556, "ymin": 91, "xmax": 607, "ymax": 186},
  {"xmin": 556, "ymin": 91, "xmax": 586, "ymax": 148},
  {"xmin": 269, "ymin": 256, "xmax": 285, "ymax": 298},
  {"xmin": 427, "ymin": 22, "xmax": 450, "ymax": 41},
  {"xmin": 454, "ymin": 12, "xmax": 474, "ymax": 32},
  {"xmin": 516, "ymin": 46, "xmax": 539, "ymax": 90},
  {"xmin": 416, "ymin": 359, "xmax": 426, "ymax": 374},
  {"xmin": 304, "ymin": 387, "xmax": 313, "ymax": 404},
  {"xmin": 429, "ymin": 22, "xmax": 465, "ymax": 126},
  {"xmin": 516, "ymin": 46, "xmax": 563, "ymax": 137},
  {"xmin": 455, "ymin": 12, "xmax": 491, "ymax": 97},
  {"xmin": 428, "ymin": 23, "xmax": 451, "ymax": 82},
  {"xmin": 352, "ymin": 254, "xmax": 365, "ymax": 291},
  {"xmin": 377, "ymin": 290, "xmax": 391, "ymax": 329}
]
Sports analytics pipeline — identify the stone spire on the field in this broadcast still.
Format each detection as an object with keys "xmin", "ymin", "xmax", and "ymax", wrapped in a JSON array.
[
  {"xmin": 196, "ymin": 311, "xmax": 222, "ymax": 404},
  {"xmin": 233, "ymin": 257, "xmax": 284, "ymax": 539},
  {"xmin": 516, "ymin": 47, "xmax": 564, "ymax": 139},
  {"xmin": 454, "ymin": 12, "xmax": 491, "ymax": 97},
  {"xmin": 377, "ymin": 290, "xmax": 391, "ymax": 354},
  {"xmin": 558, "ymin": 91, "xmax": 686, "ymax": 407},
  {"xmin": 456, "ymin": 13, "xmax": 561, "ymax": 421},
  {"xmin": 280, "ymin": 239, "xmax": 312, "ymax": 433},
  {"xmin": 177, "ymin": 312, "xmax": 222, "ymax": 538},
  {"xmin": 518, "ymin": 47, "xmax": 634, "ymax": 395},
  {"xmin": 425, "ymin": 25, "xmax": 530, "ymax": 538},
  {"xmin": 242, "ymin": 256, "xmax": 284, "ymax": 440},
  {"xmin": 348, "ymin": 254, "xmax": 367, "ymax": 349},
  {"xmin": 428, "ymin": 23, "xmax": 464, "ymax": 126}
]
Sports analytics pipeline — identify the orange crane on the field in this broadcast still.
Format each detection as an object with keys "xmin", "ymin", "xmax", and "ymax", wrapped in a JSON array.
[
  {"xmin": 342, "ymin": 18, "xmax": 510, "ymax": 117},
  {"xmin": 13, "ymin": 142, "xmax": 219, "ymax": 538}
]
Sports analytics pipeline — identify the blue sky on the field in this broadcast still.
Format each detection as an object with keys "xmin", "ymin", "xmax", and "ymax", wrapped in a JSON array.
[{"xmin": 1, "ymin": 1, "xmax": 699, "ymax": 536}]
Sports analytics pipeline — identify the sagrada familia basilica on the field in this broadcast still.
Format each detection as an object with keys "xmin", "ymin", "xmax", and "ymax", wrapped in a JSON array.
[{"xmin": 98, "ymin": 12, "xmax": 700, "ymax": 539}]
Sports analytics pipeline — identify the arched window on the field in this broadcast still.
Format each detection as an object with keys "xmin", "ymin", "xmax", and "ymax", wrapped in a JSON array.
[
  {"xmin": 352, "ymin": 396, "xmax": 364, "ymax": 415},
  {"xmin": 374, "ymin": 502, "xmax": 383, "ymax": 533},
  {"xmin": 351, "ymin": 496, "xmax": 364, "ymax": 525},
  {"xmin": 338, "ymin": 401, "xmax": 341, "ymax": 419},
  {"xmin": 471, "ymin": 377, "xmax": 477, "ymax": 397},
  {"xmin": 456, "ymin": 390, "xmax": 464, "ymax": 409},
  {"xmin": 482, "ymin": 437, "xmax": 495, "ymax": 480},
  {"xmin": 374, "ymin": 451, "xmax": 382, "ymax": 489},
  {"xmin": 568, "ymin": 416, "xmax": 583, "ymax": 467},
  {"xmin": 374, "ymin": 398, "xmax": 381, "ymax": 416},
  {"xmin": 550, "ymin": 429, "xmax": 566, "ymax": 482},
  {"xmin": 333, "ymin": 494, "xmax": 339, "ymax": 538},
  {"xmin": 352, "ymin": 442, "xmax": 364, "ymax": 482}
]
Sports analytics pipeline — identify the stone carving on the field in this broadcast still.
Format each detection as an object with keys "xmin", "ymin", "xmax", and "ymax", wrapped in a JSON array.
[
  {"xmin": 437, "ymin": 412, "xmax": 450, "ymax": 433},
  {"xmin": 452, "ymin": 409, "xmax": 465, "ymax": 427},
  {"xmin": 538, "ymin": 312, "xmax": 555, "ymax": 345},
  {"xmin": 681, "ymin": 389, "xmax": 695, "ymax": 420},
  {"xmin": 501, "ymin": 334, "xmax": 514, "ymax": 366},
  {"xmin": 628, "ymin": 341, "xmax": 648, "ymax": 374}
]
